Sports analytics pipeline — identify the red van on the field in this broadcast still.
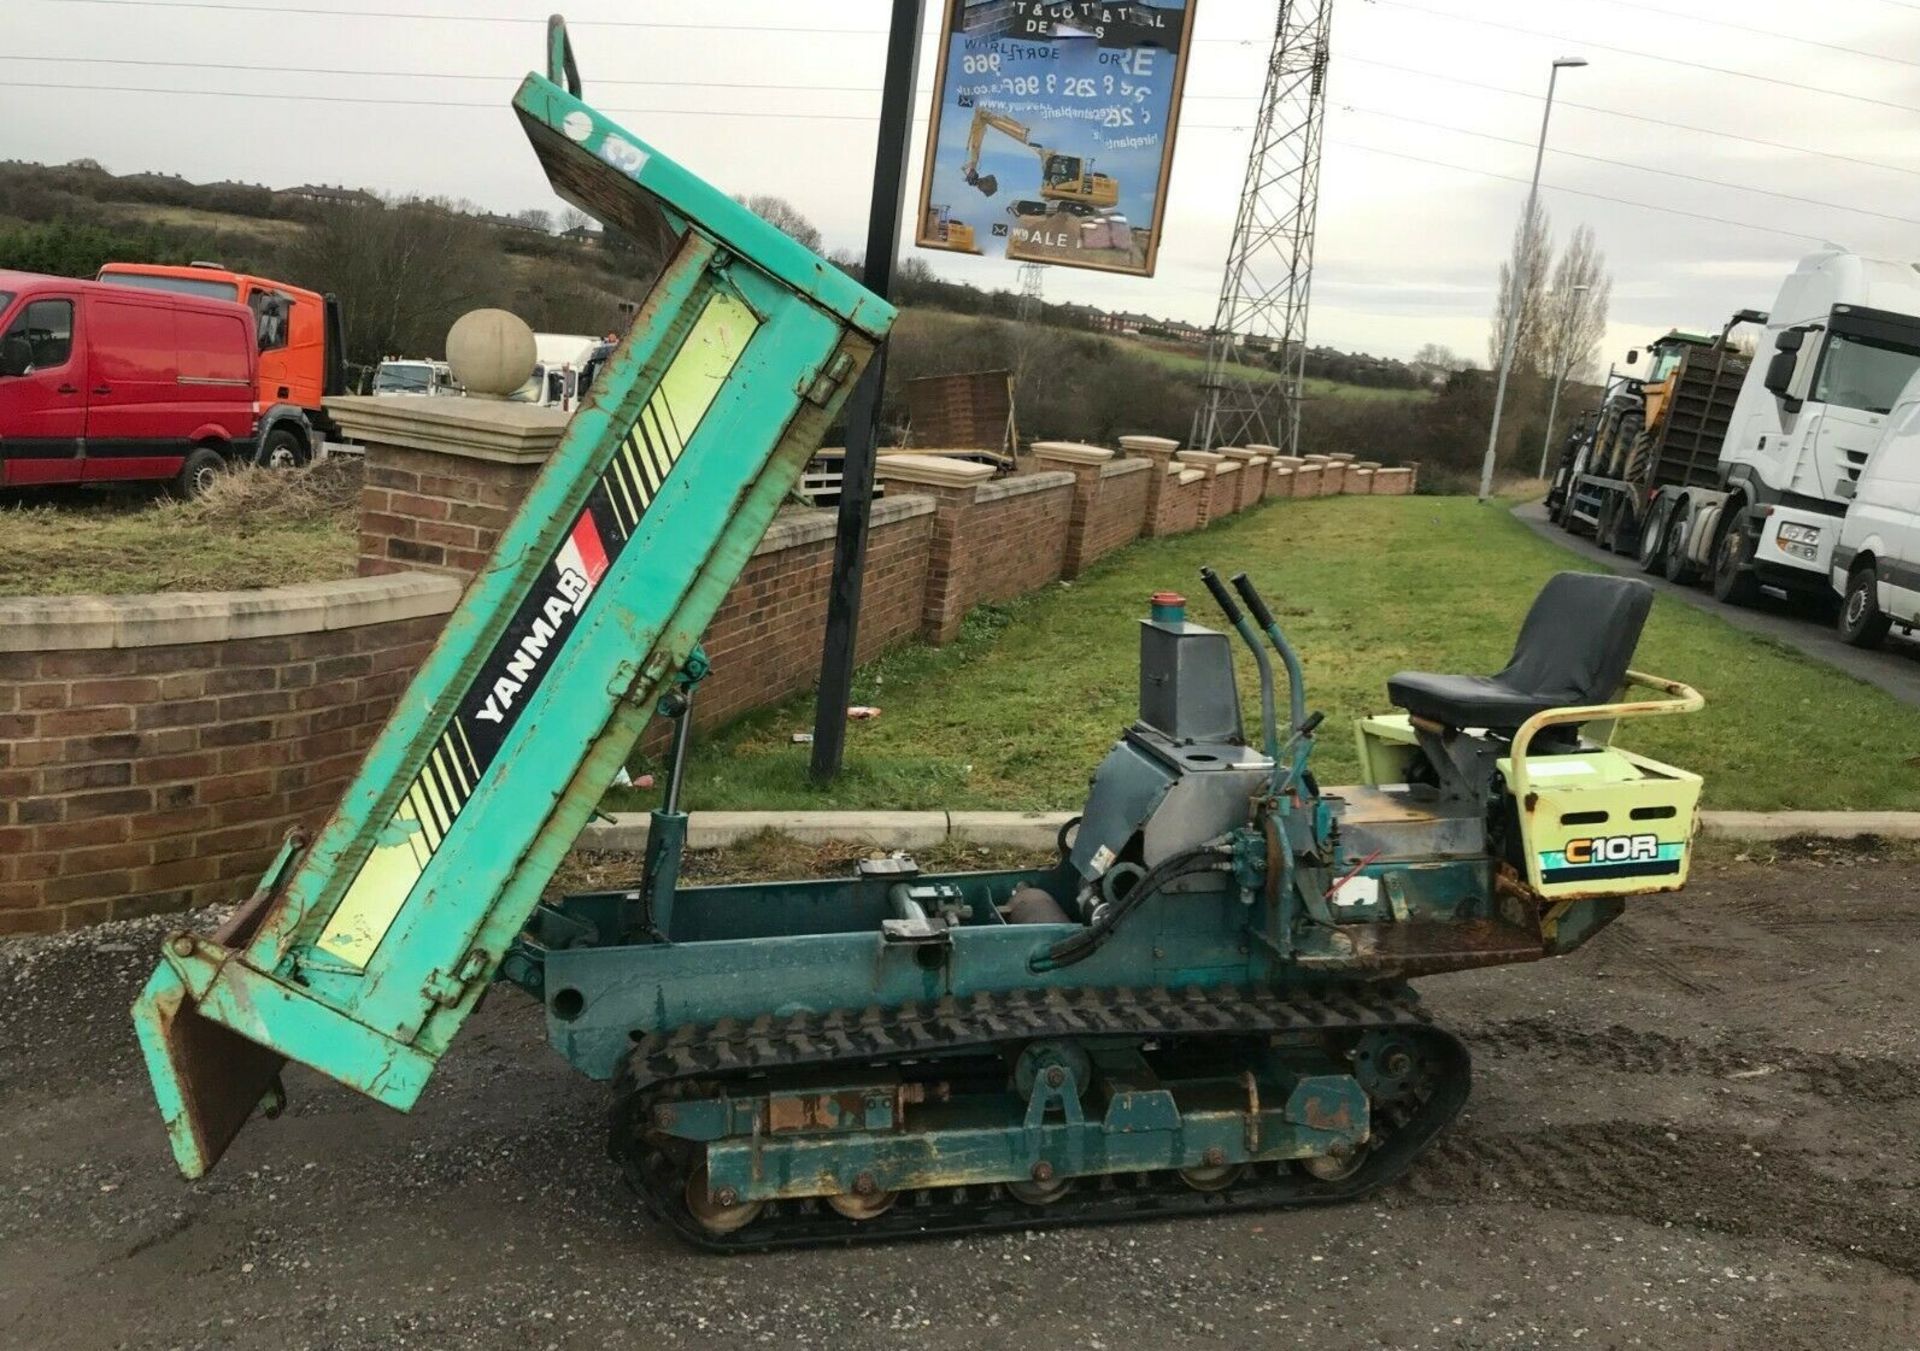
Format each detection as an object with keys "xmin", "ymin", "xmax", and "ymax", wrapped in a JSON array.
[{"xmin": 0, "ymin": 270, "xmax": 258, "ymax": 497}]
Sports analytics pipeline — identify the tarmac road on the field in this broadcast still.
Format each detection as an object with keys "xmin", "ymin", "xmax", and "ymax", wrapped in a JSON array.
[
  {"xmin": 1511, "ymin": 499, "xmax": 1920, "ymax": 710},
  {"xmin": 5, "ymin": 845, "xmax": 1920, "ymax": 1350}
]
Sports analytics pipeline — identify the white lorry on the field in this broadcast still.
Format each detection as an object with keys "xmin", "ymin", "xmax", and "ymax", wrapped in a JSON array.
[
  {"xmin": 1829, "ymin": 371, "xmax": 1920, "ymax": 646},
  {"xmin": 1646, "ymin": 248, "xmax": 1920, "ymax": 609},
  {"xmin": 512, "ymin": 332, "xmax": 605, "ymax": 410}
]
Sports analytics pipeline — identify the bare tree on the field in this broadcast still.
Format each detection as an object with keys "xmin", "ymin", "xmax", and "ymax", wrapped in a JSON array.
[
  {"xmin": 734, "ymin": 194, "xmax": 823, "ymax": 254},
  {"xmin": 557, "ymin": 205, "xmax": 594, "ymax": 235},
  {"xmin": 1412, "ymin": 342, "xmax": 1472, "ymax": 373},
  {"xmin": 287, "ymin": 196, "xmax": 512, "ymax": 368},
  {"xmin": 514, "ymin": 208, "xmax": 554, "ymax": 234},
  {"xmin": 1487, "ymin": 205, "xmax": 1554, "ymax": 376},
  {"xmin": 1535, "ymin": 224, "xmax": 1611, "ymax": 473}
]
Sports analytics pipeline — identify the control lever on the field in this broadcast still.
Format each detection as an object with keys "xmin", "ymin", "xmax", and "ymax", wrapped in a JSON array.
[
  {"xmin": 1230, "ymin": 571, "xmax": 1321, "ymax": 794},
  {"xmin": 1199, "ymin": 567, "xmax": 1277, "ymax": 763},
  {"xmin": 1199, "ymin": 566, "xmax": 1243, "ymax": 627}
]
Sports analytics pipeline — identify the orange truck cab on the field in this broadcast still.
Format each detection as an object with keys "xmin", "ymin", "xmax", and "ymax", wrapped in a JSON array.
[
  {"xmin": 0, "ymin": 269, "xmax": 258, "ymax": 495},
  {"xmin": 96, "ymin": 262, "xmax": 347, "ymax": 466}
]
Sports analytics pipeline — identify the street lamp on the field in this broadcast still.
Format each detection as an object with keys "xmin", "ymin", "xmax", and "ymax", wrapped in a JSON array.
[
  {"xmin": 1478, "ymin": 55, "xmax": 1588, "ymax": 503},
  {"xmin": 1536, "ymin": 280, "xmax": 1591, "ymax": 478}
]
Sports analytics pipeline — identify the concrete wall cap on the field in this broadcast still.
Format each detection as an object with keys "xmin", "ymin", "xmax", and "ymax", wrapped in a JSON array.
[
  {"xmin": 1030, "ymin": 440, "xmax": 1113, "ymax": 466},
  {"xmin": 1099, "ymin": 457, "xmax": 1152, "ymax": 479},
  {"xmin": 1176, "ymin": 468, "xmax": 1208, "ymax": 486},
  {"xmin": 1119, "ymin": 435, "xmax": 1181, "ymax": 453},
  {"xmin": 0, "ymin": 571, "xmax": 463, "ymax": 652},
  {"xmin": 1212, "ymin": 460, "xmax": 1241, "ymax": 475},
  {"xmin": 1301, "ymin": 454, "xmax": 1331, "ymax": 464},
  {"xmin": 1176, "ymin": 450, "xmax": 1225, "ymax": 465},
  {"xmin": 752, "ymin": 494, "xmax": 935, "ymax": 556},
  {"xmin": 873, "ymin": 453, "xmax": 997, "ymax": 487},
  {"xmin": 1246, "ymin": 443, "xmax": 1282, "ymax": 455},
  {"xmin": 325, "ymin": 395, "xmax": 568, "ymax": 466},
  {"xmin": 975, "ymin": 469, "xmax": 1075, "ymax": 503}
]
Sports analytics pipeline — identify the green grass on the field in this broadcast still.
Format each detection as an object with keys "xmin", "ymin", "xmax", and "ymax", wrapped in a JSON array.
[
  {"xmin": 898, "ymin": 307, "xmax": 1424, "ymax": 404},
  {"xmin": 1127, "ymin": 342, "xmax": 1430, "ymax": 402},
  {"xmin": 614, "ymin": 495, "xmax": 1920, "ymax": 815},
  {"xmin": 0, "ymin": 465, "xmax": 359, "ymax": 596}
]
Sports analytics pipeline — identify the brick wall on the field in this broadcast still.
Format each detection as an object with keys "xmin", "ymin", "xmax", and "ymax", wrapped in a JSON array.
[
  {"xmin": 1373, "ymin": 467, "xmax": 1416, "ymax": 495},
  {"xmin": 1148, "ymin": 467, "xmax": 1207, "ymax": 537},
  {"xmin": 1226, "ymin": 455, "xmax": 1268, "ymax": 511},
  {"xmin": 888, "ymin": 470, "xmax": 1076, "ymax": 644},
  {"xmin": 1078, "ymin": 460, "xmax": 1151, "ymax": 573},
  {"xmin": 677, "ymin": 496, "xmax": 935, "ymax": 735},
  {"xmin": 358, "ymin": 444, "xmax": 545, "ymax": 579},
  {"xmin": 0, "ymin": 575, "xmax": 461, "ymax": 933},
  {"xmin": 1201, "ymin": 464, "xmax": 1240, "ymax": 527}
]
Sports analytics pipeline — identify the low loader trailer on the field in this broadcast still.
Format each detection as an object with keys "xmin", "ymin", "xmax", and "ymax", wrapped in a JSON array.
[{"xmin": 132, "ymin": 18, "xmax": 1708, "ymax": 1249}]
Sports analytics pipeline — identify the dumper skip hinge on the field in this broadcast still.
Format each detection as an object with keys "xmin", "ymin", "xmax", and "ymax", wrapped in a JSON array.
[
  {"xmin": 423, "ymin": 948, "xmax": 492, "ymax": 1008},
  {"xmin": 800, "ymin": 351, "xmax": 857, "ymax": 408}
]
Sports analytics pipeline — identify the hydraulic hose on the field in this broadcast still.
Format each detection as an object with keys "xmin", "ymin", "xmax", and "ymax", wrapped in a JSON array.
[{"xmin": 1036, "ymin": 845, "xmax": 1231, "ymax": 972}]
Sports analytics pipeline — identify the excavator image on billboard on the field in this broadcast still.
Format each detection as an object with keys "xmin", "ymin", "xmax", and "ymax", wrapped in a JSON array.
[{"xmin": 962, "ymin": 104, "xmax": 1120, "ymax": 220}]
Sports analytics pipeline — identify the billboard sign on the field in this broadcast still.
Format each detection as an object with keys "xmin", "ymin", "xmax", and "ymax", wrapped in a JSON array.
[{"xmin": 915, "ymin": 1, "xmax": 1198, "ymax": 278}]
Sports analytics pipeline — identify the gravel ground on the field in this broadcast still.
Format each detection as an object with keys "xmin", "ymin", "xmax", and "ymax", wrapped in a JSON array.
[{"xmin": 4, "ymin": 844, "xmax": 1920, "ymax": 1349}]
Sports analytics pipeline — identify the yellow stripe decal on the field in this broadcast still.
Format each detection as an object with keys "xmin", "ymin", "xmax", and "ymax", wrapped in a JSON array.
[{"xmin": 315, "ymin": 288, "xmax": 760, "ymax": 968}]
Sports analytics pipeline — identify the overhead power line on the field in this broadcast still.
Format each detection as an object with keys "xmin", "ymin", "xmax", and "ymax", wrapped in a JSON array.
[
  {"xmin": 1330, "ymin": 140, "xmax": 1825, "ymax": 244},
  {"xmin": 1340, "ymin": 105, "xmax": 1920, "ymax": 228},
  {"xmin": 1581, "ymin": 0, "xmax": 1920, "ymax": 70},
  {"xmin": 0, "ymin": 78, "xmax": 1266, "ymax": 129},
  {"xmin": 1365, "ymin": 0, "xmax": 1920, "ymax": 117},
  {"xmin": 0, "ymin": 80, "xmax": 912, "ymax": 117},
  {"xmin": 1343, "ymin": 54, "xmax": 1920, "ymax": 182},
  {"xmin": 17, "ymin": 50, "xmax": 1914, "ymax": 183},
  {"xmin": 25, "ymin": 0, "xmax": 1270, "ymax": 43},
  {"xmin": 6, "ymin": 53, "xmax": 1258, "ymax": 100},
  {"xmin": 11, "ymin": 55, "xmax": 886, "ymax": 93}
]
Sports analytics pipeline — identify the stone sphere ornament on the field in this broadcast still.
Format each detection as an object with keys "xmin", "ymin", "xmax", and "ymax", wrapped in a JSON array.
[{"xmin": 446, "ymin": 309, "xmax": 537, "ymax": 399}]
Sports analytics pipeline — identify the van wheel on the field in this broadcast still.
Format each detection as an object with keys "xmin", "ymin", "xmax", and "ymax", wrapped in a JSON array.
[
  {"xmin": 1709, "ymin": 516, "xmax": 1761, "ymax": 607},
  {"xmin": 174, "ymin": 447, "xmax": 226, "ymax": 500},
  {"xmin": 260, "ymin": 426, "xmax": 308, "ymax": 470},
  {"xmin": 1637, "ymin": 509, "xmax": 1667, "ymax": 573},
  {"xmin": 1840, "ymin": 565, "xmax": 1891, "ymax": 649}
]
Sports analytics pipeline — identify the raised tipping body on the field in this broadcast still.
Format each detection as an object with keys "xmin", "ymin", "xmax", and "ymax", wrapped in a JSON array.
[
  {"xmin": 134, "ymin": 19, "xmax": 1706, "ymax": 1250},
  {"xmin": 131, "ymin": 19, "xmax": 894, "ymax": 1180}
]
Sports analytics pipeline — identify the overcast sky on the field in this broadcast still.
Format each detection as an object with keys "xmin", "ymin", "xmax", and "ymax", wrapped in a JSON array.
[{"xmin": 6, "ymin": 0, "xmax": 1918, "ymax": 364}]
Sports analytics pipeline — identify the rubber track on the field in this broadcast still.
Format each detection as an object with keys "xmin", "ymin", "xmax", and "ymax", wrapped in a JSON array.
[{"xmin": 609, "ymin": 983, "xmax": 1472, "ymax": 1252}]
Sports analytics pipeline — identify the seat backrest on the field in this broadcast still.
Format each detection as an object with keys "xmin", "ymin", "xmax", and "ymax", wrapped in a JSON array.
[{"xmin": 1497, "ymin": 572, "xmax": 1653, "ymax": 706}]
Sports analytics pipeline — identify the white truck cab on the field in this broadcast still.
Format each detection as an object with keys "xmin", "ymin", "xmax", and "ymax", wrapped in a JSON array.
[
  {"xmin": 512, "ymin": 332, "xmax": 601, "ymax": 410},
  {"xmin": 372, "ymin": 358, "xmax": 458, "ymax": 396},
  {"xmin": 1831, "ymin": 370, "xmax": 1920, "ymax": 646},
  {"xmin": 1709, "ymin": 250, "xmax": 1920, "ymax": 605}
]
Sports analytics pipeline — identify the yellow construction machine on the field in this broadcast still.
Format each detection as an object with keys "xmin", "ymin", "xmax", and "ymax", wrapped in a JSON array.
[{"xmin": 962, "ymin": 104, "xmax": 1119, "ymax": 218}]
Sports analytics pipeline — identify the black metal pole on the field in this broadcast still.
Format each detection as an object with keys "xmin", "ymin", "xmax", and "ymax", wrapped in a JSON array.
[{"xmin": 810, "ymin": 0, "xmax": 926, "ymax": 783}]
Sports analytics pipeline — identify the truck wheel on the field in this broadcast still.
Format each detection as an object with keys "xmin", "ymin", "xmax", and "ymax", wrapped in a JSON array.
[
  {"xmin": 260, "ymin": 426, "xmax": 308, "ymax": 470},
  {"xmin": 1839, "ymin": 565, "xmax": 1891, "ymax": 649},
  {"xmin": 1637, "ymin": 508, "xmax": 1666, "ymax": 573},
  {"xmin": 1661, "ymin": 514, "xmax": 1696, "ymax": 584},
  {"xmin": 1709, "ymin": 516, "xmax": 1761, "ymax": 607},
  {"xmin": 1594, "ymin": 496, "xmax": 1619, "ymax": 549},
  {"xmin": 174, "ymin": 446, "xmax": 227, "ymax": 500}
]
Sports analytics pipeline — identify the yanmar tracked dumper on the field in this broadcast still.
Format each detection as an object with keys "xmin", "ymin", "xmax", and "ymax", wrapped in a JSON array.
[{"xmin": 132, "ymin": 19, "xmax": 1706, "ymax": 1250}]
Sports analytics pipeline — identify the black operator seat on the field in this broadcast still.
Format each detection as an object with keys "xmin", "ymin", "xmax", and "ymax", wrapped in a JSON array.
[{"xmin": 1387, "ymin": 573, "xmax": 1654, "ymax": 734}]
